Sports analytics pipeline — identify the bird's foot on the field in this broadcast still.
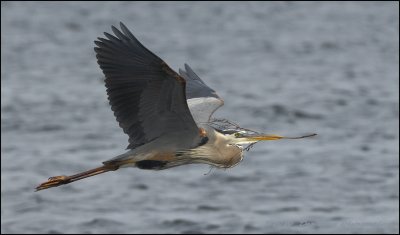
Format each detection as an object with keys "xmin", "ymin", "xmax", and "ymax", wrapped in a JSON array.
[
  {"xmin": 48, "ymin": 175, "xmax": 69, "ymax": 181},
  {"xmin": 36, "ymin": 175, "xmax": 70, "ymax": 191}
]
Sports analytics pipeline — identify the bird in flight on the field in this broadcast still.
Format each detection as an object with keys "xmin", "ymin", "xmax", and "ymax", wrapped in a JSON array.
[{"xmin": 36, "ymin": 22, "xmax": 316, "ymax": 191}]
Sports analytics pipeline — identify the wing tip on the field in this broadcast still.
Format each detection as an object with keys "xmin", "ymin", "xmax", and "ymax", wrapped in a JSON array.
[
  {"xmin": 184, "ymin": 63, "xmax": 190, "ymax": 71},
  {"xmin": 120, "ymin": 21, "xmax": 127, "ymax": 29}
]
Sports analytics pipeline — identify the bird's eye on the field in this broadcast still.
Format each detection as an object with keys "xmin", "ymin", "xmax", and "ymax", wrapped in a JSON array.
[{"xmin": 234, "ymin": 133, "xmax": 242, "ymax": 138}]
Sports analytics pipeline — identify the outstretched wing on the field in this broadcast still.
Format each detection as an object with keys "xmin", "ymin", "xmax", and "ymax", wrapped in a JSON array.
[
  {"xmin": 179, "ymin": 64, "xmax": 224, "ymax": 124},
  {"xmin": 94, "ymin": 22, "xmax": 199, "ymax": 149}
]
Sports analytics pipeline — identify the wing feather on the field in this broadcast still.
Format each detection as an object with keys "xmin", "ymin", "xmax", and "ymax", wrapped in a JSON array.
[
  {"xmin": 95, "ymin": 22, "xmax": 199, "ymax": 149},
  {"xmin": 179, "ymin": 64, "xmax": 224, "ymax": 123}
]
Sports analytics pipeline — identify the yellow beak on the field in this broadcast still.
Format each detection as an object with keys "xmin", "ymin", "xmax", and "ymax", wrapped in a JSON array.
[
  {"xmin": 247, "ymin": 133, "xmax": 317, "ymax": 141},
  {"xmin": 249, "ymin": 134, "xmax": 284, "ymax": 141}
]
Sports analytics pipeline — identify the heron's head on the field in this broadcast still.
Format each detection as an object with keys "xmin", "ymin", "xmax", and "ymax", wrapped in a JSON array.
[{"xmin": 228, "ymin": 130, "xmax": 316, "ymax": 145}]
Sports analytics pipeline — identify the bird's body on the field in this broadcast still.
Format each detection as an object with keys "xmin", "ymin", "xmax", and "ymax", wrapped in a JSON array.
[
  {"xmin": 105, "ymin": 124, "xmax": 244, "ymax": 170},
  {"xmin": 36, "ymin": 22, "xmax": 316, "ymax": 191}
]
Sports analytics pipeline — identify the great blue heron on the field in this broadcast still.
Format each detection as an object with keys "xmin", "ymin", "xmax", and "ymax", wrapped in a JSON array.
[{"xmin": 36, "ymin": 22, "xmax": 316, "ymax": 191}]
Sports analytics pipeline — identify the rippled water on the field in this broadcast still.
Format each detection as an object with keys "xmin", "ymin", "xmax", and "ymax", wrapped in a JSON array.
[{"xmin": 1, "ymin": 2, "xmax": 399, "ymax": 233}]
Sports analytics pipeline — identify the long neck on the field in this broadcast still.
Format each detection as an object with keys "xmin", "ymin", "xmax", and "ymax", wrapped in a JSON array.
[{"xmin": 193, "ymin": 129, "xmax": 244, "ymax": 168}]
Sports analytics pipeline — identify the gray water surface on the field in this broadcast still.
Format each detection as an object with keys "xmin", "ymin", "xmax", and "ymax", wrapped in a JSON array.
[{"xmin": 1, "ymin": 2, "xmax": 399, "ymax": 234}]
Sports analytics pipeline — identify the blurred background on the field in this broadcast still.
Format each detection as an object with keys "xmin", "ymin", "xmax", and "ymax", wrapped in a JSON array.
[{"xmin": 1, "ymin": 2, "xmax": 399, "ymax": 234}]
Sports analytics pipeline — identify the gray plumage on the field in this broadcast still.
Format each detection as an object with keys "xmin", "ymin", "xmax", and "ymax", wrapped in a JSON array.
[
  {"xmin": 179, "ymin": 64, "xmax": 219, "ymax": 100},
  {"xmin": 94, "ymin": 23, "xmax": 200, "ymax": 149}
]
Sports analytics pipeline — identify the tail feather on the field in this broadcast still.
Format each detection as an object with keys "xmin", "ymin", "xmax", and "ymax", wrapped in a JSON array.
[{"xmin": 35, "ymin": 164, "xmax": 119, "ymax": 191}]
